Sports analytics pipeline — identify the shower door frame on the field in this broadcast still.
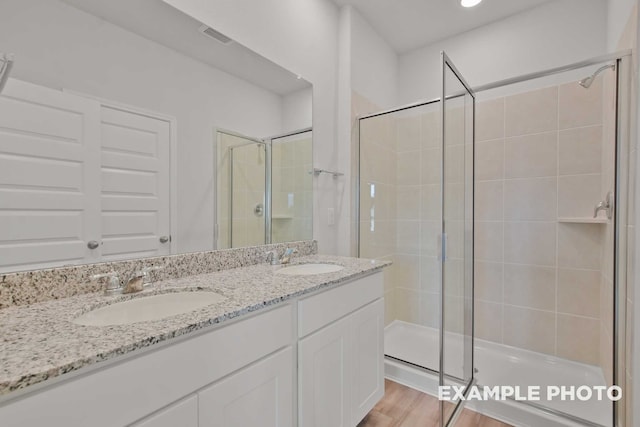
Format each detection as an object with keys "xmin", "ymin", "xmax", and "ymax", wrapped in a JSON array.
[
  {"xmin": 439, "ymin": 51, "xmax": 476, "ymax": 427},
  {"xmin": 354, "ymin": 54, "xmax": 477, "ymax": 427}
]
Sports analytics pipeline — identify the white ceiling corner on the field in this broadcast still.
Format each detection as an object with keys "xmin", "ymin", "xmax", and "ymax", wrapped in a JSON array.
[{"xmin": 333, "ymin": 0, "xmax": 556, "ymax": 53}]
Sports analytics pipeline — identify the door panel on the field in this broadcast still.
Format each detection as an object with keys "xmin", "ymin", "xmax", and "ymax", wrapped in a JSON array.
[
  {"xmin": 0, "ymin": 78, "xmax": 101, "ymax": 272},
  {"xmin": 99, "ymin": 105, "xmax": 171, "ymax": 259}
]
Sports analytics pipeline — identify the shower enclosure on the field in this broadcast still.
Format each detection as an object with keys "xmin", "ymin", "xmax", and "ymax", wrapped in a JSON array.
[
  {"xmin": 216, "ymin": 128, "xmax": 313, "ymax": 249},
  {"xmin": 357, "ymin": 51, "xmax": 631, "ymax": 426}
]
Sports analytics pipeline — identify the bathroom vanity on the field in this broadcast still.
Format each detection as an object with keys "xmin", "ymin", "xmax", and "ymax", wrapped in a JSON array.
[{"xmin": 0, "ymin": 255, "xmax": 388, "ymax": 427}]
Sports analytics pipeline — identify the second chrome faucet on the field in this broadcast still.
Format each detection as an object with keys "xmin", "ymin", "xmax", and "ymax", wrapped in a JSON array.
[{"xmin": 266, "ymin": 247, "xmax": 297, "ymax": 265}]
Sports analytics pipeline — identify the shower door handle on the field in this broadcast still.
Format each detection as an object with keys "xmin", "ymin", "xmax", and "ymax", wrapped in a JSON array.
[{"xmin": 438, "ymin": 233, "xmax": 448, "ymax": 261}]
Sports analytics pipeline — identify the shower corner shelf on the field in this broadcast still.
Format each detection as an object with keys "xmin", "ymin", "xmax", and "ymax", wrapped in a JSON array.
[
  {"xmin": 272, "ymin": 214, "xmax": 293, "ymax": 220},
  {"xmin": 557, "ymin": 217, "xmax": 608, "ymax": 224}
]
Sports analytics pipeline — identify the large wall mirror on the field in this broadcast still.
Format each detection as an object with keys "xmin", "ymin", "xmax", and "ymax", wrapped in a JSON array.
[{"xmin": 0, "ymin": 0, "xmax": 313, "ymax": 273}]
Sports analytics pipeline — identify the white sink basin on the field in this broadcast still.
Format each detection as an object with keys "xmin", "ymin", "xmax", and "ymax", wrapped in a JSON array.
[
  {"xmin": 73, "ymin": 292, "xmax": 226, "ymax": 326},
  {"xmin": 275, "ymin": 263, "xmax": 344, "ymax": 276}
]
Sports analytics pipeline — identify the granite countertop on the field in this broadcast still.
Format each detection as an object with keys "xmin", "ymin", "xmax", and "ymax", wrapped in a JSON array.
[{"xmin": 0, "ymin": 255, "xmax": 390, "ymax": 398}]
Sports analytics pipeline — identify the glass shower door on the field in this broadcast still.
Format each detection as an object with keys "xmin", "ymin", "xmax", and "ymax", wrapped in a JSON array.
[
  {"xmin": 440, "ymin": 52, "xmax": 475, "ymax": 426},
  {"xmin": 229, "ymin": 141, "xmax": 267, "ymax": 248}
]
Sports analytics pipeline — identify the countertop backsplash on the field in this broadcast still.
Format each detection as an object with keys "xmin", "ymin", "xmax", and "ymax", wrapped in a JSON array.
[{"xmin": 0, "ymin": 241, "xmax": 317, "ymax": 309}]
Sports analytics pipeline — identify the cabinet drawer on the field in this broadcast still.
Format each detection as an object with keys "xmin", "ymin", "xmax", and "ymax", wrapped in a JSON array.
[{"xmin": 298, "ymin": 272, "xmax": 383, "ymax": 338}]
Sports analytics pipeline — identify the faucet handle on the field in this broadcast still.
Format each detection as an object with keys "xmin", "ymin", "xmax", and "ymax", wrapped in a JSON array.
[
  {"xmin": 138, "ymin": 266, "xmax": 164, "ymax": 286},
  {"xmin": 593, "ymin": 191, "xmax": 613, "ymax": 219},
  {"xmin": 91, "ymin": 272, "xmax": 121, "ymax": 294},
  {"xmin": 280, "ymin": 247, "xmax": 297, "ymax": 264},
  {"xmin": 266, "ymin": 250, "xmax": 279, "ymax": 265}
]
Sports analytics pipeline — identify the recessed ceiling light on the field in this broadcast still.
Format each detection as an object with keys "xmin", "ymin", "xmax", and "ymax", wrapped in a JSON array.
[{"xmin": 461, "ymin": 0, "xmax": 482, "ymax": 7}]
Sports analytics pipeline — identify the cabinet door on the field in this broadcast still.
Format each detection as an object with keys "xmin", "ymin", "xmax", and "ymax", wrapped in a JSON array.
[
  {"xmin": 132, "ymin": 396, "xmax": 197, "ymax": 427},
  {"xmin": 350, "ymin": 299, "xmax": 385, "ymax": 425},
  {"xmin": 199, "ymin": 347, "xmax": 293, "ymax": 427},
  {"xmin": 298, "ymin": 317, "xmax": 350, "ymax": 427}
]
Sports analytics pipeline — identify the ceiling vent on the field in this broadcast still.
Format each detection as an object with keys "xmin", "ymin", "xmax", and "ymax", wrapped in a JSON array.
[{"xmin": 198, "ymin": 24, "xmax": 233, "ymax": 45}]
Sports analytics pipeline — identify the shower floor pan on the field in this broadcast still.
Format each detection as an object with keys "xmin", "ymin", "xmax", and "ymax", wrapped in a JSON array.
[{"xmin": 384, "ymin": 320, "xmax": 611, "ymax": 427}]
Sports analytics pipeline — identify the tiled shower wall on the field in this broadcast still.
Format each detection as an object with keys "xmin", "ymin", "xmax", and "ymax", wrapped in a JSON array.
[
  {"xmin": 271, "ymin": 135, "xmax": 313, "ymax": 244},
  {"xmin": 358, "ymin": 76, "xmax": 613, "ymax": 369},
  {"xmin": 358, "ymin": 93, "xmax": 462, "ymax": 333},
  {"xmin": 354, "ymin": 91, "xmax": 398, "ymax": 326},
  {"xmin": 474, "ymin": 78, "xmax": 611, "ymax": 367}
]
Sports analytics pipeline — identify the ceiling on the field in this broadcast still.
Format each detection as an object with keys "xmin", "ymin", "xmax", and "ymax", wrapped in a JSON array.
[
  {"xmin": 333, "ymin": 0, "xmax": 555, "ymax": 53},
  {"xmin": 62, "ymin": 0, "xmax": 310, "ymax": 95}
]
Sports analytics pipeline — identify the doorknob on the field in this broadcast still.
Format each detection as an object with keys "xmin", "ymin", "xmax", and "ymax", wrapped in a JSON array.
[
  {"xmin": 159, "ymin": 236, "xmax": 170, "ymax": 244},
  {"xmin": 87, "ymin": 240, "xmax": 100, "ymax": 250}
]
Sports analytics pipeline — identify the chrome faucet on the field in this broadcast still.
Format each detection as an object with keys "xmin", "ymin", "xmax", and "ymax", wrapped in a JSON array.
[
  {"xmin": 266, "ymin": 247, "xmax": 297, "ymax": 265},
  {"xmin": 91, "ymin": 272, "xmax": 121, "ymax": 295},
  {"xmin": 91, "ymin": 266, "xmax": 163, "ymax": 295},
  {"xmin": 593, "ymin": 191, "xmax": 613, "ymax": 220}
]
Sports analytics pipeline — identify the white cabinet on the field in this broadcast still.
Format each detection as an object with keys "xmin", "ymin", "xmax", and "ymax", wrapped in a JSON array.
[
  {"xmin": 132, "ymin": 396, "xmax": 198, "ymax": 427},
  {"xmin": 299, "ymin": 317, "xmax": 351, "ymax": 427},
  {"xmin": 350, "ymin": 299, "xmax": 384, "ymax": 424},
  {"xmin": 199, "ymin": 348, "xmax": 293, "ymax": 427},
  {"xmin": 298, "ymin": 273, "xmax": 385, "ymax": 427}
]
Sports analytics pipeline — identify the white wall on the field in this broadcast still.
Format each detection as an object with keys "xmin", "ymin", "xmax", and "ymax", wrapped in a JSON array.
[
  {"xmin": 349, "ymin": 6, "xmax": 398, "ymax": 109},
  {"xmin": 163, "ymin": 0, "xmax": 343, "ymax": 255},
  {"xmin": 398, "ymin": 0, "xmax": 608, "ymax": 104},
  {"xmin": 282, "ymin": 87, "xmax": 313, "ymax": 132},
  {"xmin": 608, "ymin": 0, "xmax": 638, "ymax": 50},
  {"xmin": 0, "ymin": 0, "xmax": 286, "ymax": 254}
]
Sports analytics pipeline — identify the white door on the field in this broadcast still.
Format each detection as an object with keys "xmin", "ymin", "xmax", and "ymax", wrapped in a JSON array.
[
  {"xmin": 298, "ymin": 317, "xmax": 350, "ymax": 427},
  {"xmin": 350, "ymin": 299, "xmax": 385, "ymax": 425},
  {"xmin": 0, "ymin": 79, "xmax": 101, "ymax": 272},
  {"xmin": 99, "ymin": 105, "xmax": 171, "ymax": 260},
  {"xmin": 198, "ymin": 348, "xmax": 293, "ymax": 427}
]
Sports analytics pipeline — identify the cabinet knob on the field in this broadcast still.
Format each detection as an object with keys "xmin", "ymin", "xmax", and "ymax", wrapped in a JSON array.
[
  {"xmin": 87, "ymin": 240, "xmax": 100, "ymax": 250},
  {"xmin": 159, "ymin": 236, "xmax": 170, "ymax": 244}
]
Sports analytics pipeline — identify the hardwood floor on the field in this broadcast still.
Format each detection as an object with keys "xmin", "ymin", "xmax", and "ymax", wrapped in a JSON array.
[{"xmin": 357, "ymin": 380, "xmax": 513, "ymax": 427}]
